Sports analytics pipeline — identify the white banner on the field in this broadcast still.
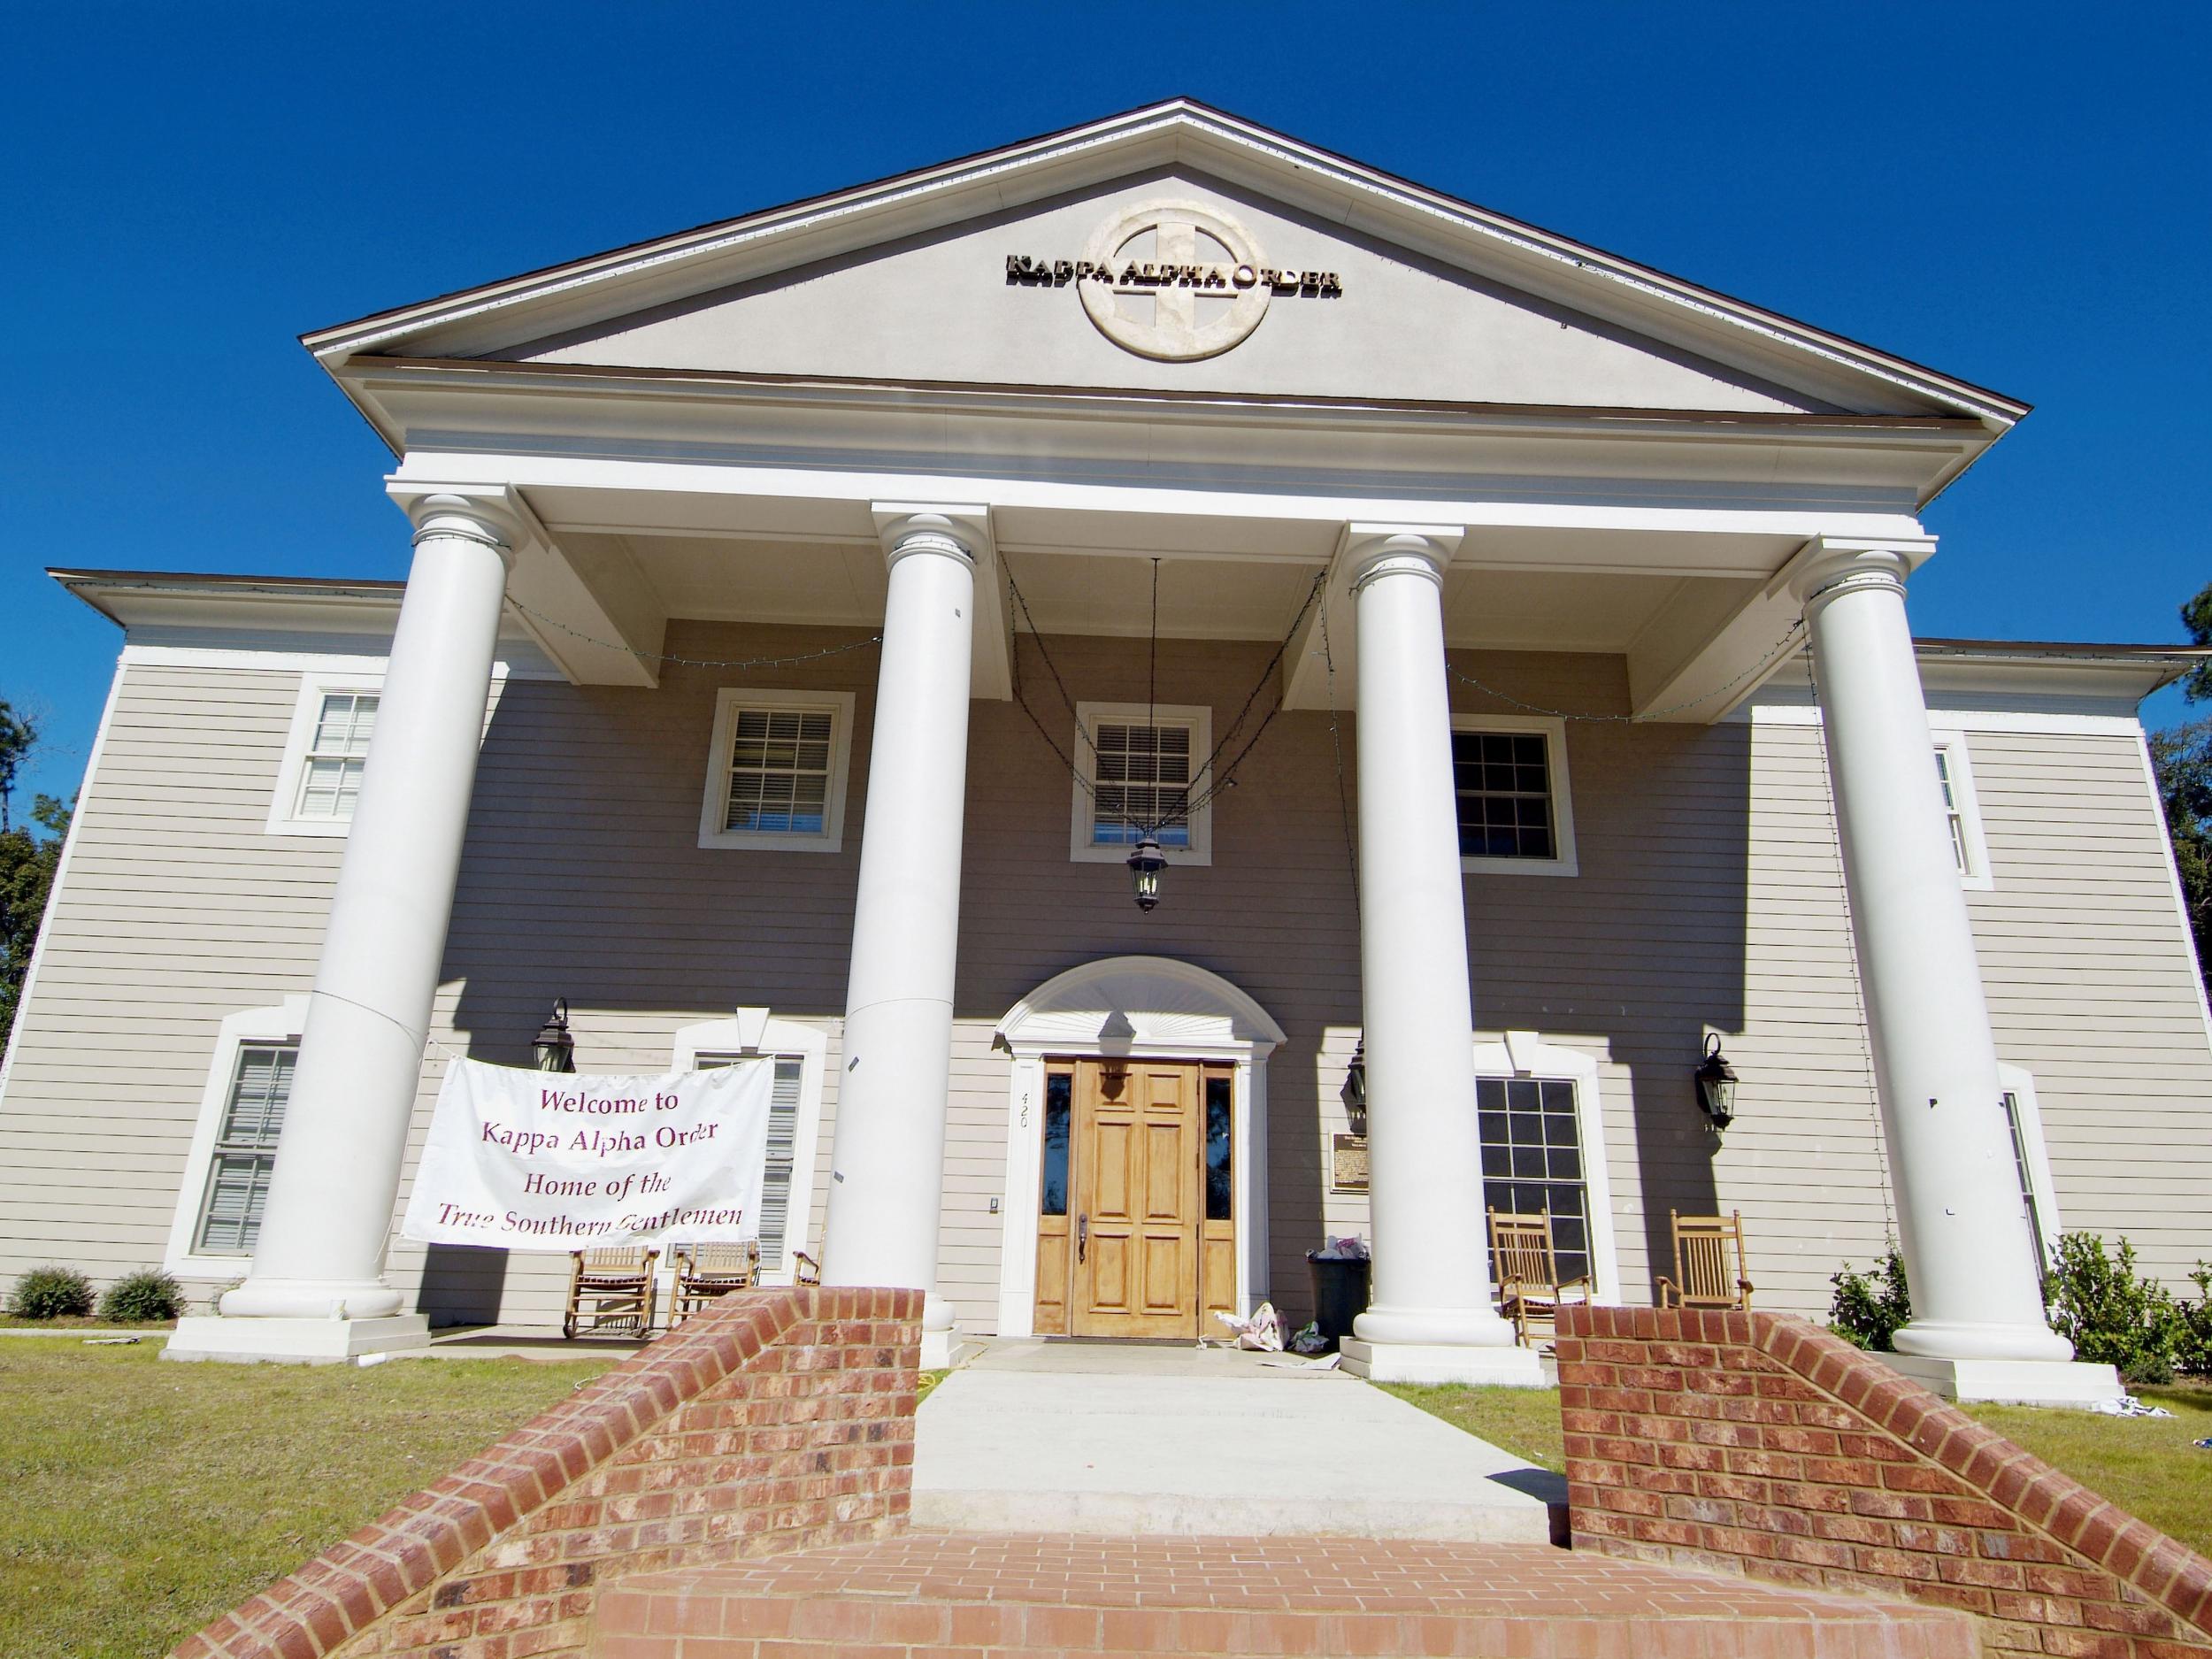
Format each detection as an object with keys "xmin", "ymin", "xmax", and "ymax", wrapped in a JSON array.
[{"xmin": 400, "ymin": 1058, "xmax": 773, "ymax": 1250}]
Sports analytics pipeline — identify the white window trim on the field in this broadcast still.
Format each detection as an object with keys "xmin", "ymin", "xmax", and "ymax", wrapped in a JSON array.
[
  {"xmin": 1470, "ymin": 1030, "xmax": 1619, "ymax": 1304},
  {"xmin": 1069, "ymin": 700, "xmax": 1214, "ymax": 865},
  {"xmin": 267, "ymin": 667, "xmax": 386, "ymax": 838},
  {"xmin": 696, "ymin": 688, "xmax": 856, "ymax": 852},
  {"xmin": 1451, "ymin": 713, "xmax": 1578, "ymax": 877},
  {"xmin": 165, "ymin": 996, "xmax": 308, "ymax": 1278},
  {"xmin": 672, "ymin": 1009, "xmax": 828, "ymax": 1284},
  {"xmin": 1929, "ymin": 729, "xmax": 1994, "ymax": 891},
  {"xmin": 1996, "ymin": 1062, "xmax": 2063, "ymax": 1271}
]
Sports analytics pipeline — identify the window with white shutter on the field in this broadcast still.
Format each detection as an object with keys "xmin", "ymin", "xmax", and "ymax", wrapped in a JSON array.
[
  {"xmin": 1070, "ymin": 701, "xmax": 1214, "ymax": 864},
  {"xmin": 294, "ymin": 693, "xmax": 379, "ymax": 820},
  {"xmin": 698, "ymin": 689, "xmax": 856, "ymax": 851},
  {"xmin": 194, "ymin": 1043, "xmax": 296, "ymax": 1256},
  {"xmin": 695, "ymin": 1055, "xmax": 803, "ymax": 1265}
]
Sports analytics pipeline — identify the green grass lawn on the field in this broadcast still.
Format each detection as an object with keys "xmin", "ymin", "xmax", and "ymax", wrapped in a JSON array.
[
  {"xmin": 0, "ymin": 1335, "xmax": 615, "ymax": 1659},
  {"xmin": 1379, "ymin": 1380, "xmax": 2212, "ymax": 1558}
]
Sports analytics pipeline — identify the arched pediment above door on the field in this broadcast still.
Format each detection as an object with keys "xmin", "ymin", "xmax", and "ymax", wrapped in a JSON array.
[{"xmin": 996, "ymin": 955, "xmax": 1286, "ymax": 1057}]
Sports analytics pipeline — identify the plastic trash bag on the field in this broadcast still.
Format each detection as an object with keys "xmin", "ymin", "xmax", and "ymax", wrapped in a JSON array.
[
  {"xmin": 1311, "ymin": 1234, "xmax": 1370, "ymax": 1261},
  {"xmin": 1287, "ymin": 1320, "xmax": 1330, "ymax": 1356},
  {"xmin": 2090, "ymin": 1394, "xmax": 2175, "ymax": 1418},
  {"xmin": 1214, "ymin": 1301, "xmax": 1283, "ymax": 1351}
]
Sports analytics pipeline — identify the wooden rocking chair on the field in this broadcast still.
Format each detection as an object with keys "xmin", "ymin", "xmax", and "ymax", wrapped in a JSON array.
[
  {"xmin": 793, "ymin": 1250, "xmax": 821, "ymax": 1286},
  {"xmin": 1654, "ymin": 1210, "xmax": 1754, "ymax": 1311},
  {"xmin": 670, "ymin": 1240, "xmax": 760, "ymax": 1325},
  {"xmin": 561, "ymin": 1245, "xmax": 660, "ymax": 1339},
  {"xmin": 1488, "ymin": 1207, "xmax": 1591, "ymax": 1347}
]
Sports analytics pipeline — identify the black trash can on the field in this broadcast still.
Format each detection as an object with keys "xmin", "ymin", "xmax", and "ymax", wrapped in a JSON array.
[{"xmin": 1305, "ymin": 1252, "xmax": 1371, "ymax": 1351}]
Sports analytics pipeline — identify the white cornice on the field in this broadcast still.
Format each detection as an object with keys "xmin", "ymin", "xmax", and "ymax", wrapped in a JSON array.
[{"xmin": 303, "ymin": 99, "xmax": 2028, "ymax": 440}]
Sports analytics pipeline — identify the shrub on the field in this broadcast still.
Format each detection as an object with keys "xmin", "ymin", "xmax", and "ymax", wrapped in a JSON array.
[
  {"xmin": 6, "ymin": 1264, "xmax": 95, "ymax": 1320},
  {"xmin": 96, "ymin": 1269, "xmax": 185, "ymax": 1324},
  {"xmin": 2175, "ymin": 1263, "xmax": 2212, "ymax": 1378},
  {"xmin": 2047, "ymin": 1232, "xmax": 2180, "ymax": 1385},
  {"xmin": 1829, "ymin": 1240, "xmax": 1911, "ymax": 1351}
]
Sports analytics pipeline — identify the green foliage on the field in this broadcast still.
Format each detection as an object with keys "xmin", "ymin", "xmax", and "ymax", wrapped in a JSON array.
[
  {"xmin": 6, "ymin": 1264, "xmax": 95, "ymax": 1320},
  {"xmin": 96, "ymin": 1270, "xmax": 185, "ymax": 1324},
  {"xmin": 2176, "ymin": 1264, "xmax": 2212, "ymax": 1379},
  {"xmin": 0, "ymin": 701, "xmax": 34, "ymax": 834},
  {"xmin": 2183, "ymin": 580, "xmax": 2212, "ymax": 703},
  {"xmin": 0, "ymin": 784, "xmax": 71, "ymax": 1063},
  {"xmin": 2047, "ymin": 1232, "xmax": 2181, "ymax": 1385},
  {"xmin": 1829, "ymin": 1240, "xmax": 1912, "ymax": 1351},
  {"xmin": 2150, "ymin": 717, "xmax": 2212, "ymax": 989}
]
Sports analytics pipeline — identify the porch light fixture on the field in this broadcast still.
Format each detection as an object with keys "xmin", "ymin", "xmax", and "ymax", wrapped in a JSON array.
[
  {"xmin": 1127, "ymin": 835, "xmax": 1166, "ymax": 912},
  {"xmin": 1694, "ymin": 1033, "xmax": 1738, "ymax": 1127},
  {"xmin": 1340, "ymin": 1040, "xmax": 1368, "ymax": 1137},
  {"xmin": 533, "ymin": 998, "xmax": 576, "ymax": 1073}
]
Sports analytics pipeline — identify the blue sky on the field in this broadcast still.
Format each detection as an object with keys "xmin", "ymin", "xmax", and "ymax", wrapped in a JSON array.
[{"xmin": 4, "ymin": 4, "xmax": 2208, "ymax": 810}]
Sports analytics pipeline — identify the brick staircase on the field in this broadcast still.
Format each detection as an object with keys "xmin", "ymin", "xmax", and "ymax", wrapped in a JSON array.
[{"xmin": 593, "ymin": 1532, "xmax": 1978, "ymax": 1659}]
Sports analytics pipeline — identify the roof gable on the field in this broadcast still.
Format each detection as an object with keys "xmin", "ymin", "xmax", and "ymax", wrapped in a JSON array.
[{"xmin": 307, "ymin": 100, "xmax": 2025, "ymax": 429}]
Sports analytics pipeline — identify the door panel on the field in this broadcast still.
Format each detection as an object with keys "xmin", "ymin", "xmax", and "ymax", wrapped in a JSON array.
[{"xmin": 1069, "ymin": 1059, "xmax": 1203, "ymax": 1338}]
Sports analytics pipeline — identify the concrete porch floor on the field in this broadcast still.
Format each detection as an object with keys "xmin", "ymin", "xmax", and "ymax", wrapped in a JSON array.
[{"xmin": 914, "ymin": 1337, "xmax": 1567, "ymax": 1542}]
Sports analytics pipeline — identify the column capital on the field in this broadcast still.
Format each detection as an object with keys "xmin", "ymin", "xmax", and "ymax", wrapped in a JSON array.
[
  {"xmin": 872, "ymin": 503, "xmax": 987, "ymax": 571},
  {"xmin": 396, "ymin": 488, "xmax": 529, "ymax": 565},
  {"xmin": 1344, "ymin": 523, "xmax": 1463, "ymax": 593},
  {"xmin": 1786, "ymin": 534, "xmax": 1937, "ymax": 610}
]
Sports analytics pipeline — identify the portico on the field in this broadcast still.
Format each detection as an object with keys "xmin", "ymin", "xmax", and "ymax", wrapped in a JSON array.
[{"xmin": 153, "ymin": 101, "xmax": 2127, "ymax": 1400}]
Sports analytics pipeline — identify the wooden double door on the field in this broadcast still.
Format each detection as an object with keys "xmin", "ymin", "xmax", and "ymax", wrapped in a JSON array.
[{"xmin": 1033, "ymin": 1057, "xmax": 1236, "ymax": 1339}]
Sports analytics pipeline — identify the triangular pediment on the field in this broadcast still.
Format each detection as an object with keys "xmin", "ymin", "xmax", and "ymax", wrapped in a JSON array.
[{"xmin": 310, "ymin": 101, "xmax": 2024, "ymax": 428}]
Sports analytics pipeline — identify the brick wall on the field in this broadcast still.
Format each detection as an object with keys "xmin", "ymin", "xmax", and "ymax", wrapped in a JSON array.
[
  {"xmin": 171, "ymin": 1286, "xmax": 920, "ymax": 1659},
  {"xmin": 1558, "ymin": 1305, "xmax": 2212, "ymax": 1659}
]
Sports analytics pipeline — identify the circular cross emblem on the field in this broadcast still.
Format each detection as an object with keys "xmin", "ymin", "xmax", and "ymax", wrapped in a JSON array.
[{"xmin": 1079, "ymin": 199, "xmax": 1271, "ymax": 362}]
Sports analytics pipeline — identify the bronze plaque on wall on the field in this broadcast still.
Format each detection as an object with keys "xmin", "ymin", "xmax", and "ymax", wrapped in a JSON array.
[{"xmin": 1330, "ymin": 1133, "xmax": 1370, "ymax": 1194}]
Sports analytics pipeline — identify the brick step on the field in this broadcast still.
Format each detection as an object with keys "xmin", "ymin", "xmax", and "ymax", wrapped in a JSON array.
[{"xmin": 594, "ymin": 1532, "xmax": 1978, "ymax": 1659}]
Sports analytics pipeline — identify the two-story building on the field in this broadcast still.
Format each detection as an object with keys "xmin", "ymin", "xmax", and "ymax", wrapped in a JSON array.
[{"xmin": 4, "ymin": 102, "xmax": 2207, "ymax": 1400}]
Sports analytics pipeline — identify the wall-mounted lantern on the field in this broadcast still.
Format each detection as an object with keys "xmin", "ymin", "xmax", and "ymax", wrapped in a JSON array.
[
  {"xmin": 533, "ymin": 998, "xmax": 575, "ymax": 1073},
  {"xmin": 1694, "ymin": 1033, "xmax": 1738, "ymax": 1127},
  {"xmin": 1127, "ymin": 835, "xmax": 1166, "ymax": 912},
  {"xmin": 1340, "ymin": 1039, "xmax": 1368, "ymax": 1138}
]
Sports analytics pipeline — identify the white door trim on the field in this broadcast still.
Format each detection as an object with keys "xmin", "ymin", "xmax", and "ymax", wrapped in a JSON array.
[
  {"xmin": 672, "ymin": 1008, "xmax": 829, "ymax": 1285},
  {"xmin": 1470, "ymin": 1031, "xmax": 1623, "ymax": 1306},
  {"xmin": 993, "ymin": 956, "xmax": 1285, "ymax": 1339}
]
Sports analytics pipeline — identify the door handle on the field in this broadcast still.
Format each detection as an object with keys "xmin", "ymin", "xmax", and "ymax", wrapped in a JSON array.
[{"xmin": 1078, "ymin": 1214, "xmax": 1088, "ymax": 1263}]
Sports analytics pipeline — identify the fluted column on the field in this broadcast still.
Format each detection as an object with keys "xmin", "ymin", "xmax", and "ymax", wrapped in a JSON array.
[
  {"xmin": 1340, "ymin": 526, "xmax": 1542, "ymax": 1386},
  {"xmin": 1797, "ymin": 539, "xmax": 2113, "ymax": 1402},
  {"xmin": 169, "ymin": 494, "xmax": 516, "ymax": 1362},
  {"xmin": 821, "ymin": 510, "xmax": 975, "ymax": 1368}
]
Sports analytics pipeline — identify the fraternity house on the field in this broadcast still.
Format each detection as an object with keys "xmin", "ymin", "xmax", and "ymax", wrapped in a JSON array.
[{"xmin": 4, "ymin": 103, "xmax": 2208, "ymax": 1399}]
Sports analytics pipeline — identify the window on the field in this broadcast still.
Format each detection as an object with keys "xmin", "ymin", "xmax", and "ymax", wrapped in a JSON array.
[
  {"xmin": 1204, "ymin": 1073, "xmax": 1233, "ymax": 1221},
  {"xmin": 696, "ymin": 1054, "xmax": 804, "ymax": 1267},
  {"xmin": 1931, "ymin": 733, "xmax": 1993, "ymax": 889},
  {"xmin": 1451, "ymin": 715, "xmax": 1577, "ymax": 876},
  {"xmin": 697, "ymin": 689, "xmax": 856, "ymax": 851},
  {"xmin": 1996, "ymin": 1063, "xmax": 2062, "ymax": 1291},
  {"xmin": 1070, "ymin": 702, "xmax": 1214, "ymax": 864},
  {"xmin": 1468, "ymin": 1031, "xmax": 1619, "ymax": 1302},
  {"xmin": 1041, "ymin": 1072, "xmax": 1071, "ymax": 1217},
  {"xmin": 268, "ymin": 667, "xmax": 387, "ymax": 837},
  {"xmin": 1477, "ymin": 1077, "xmax": 1591, "ymax": 1286},
  {"xmin": 194, "ymin": 1044, "xmax": 295, "ymax": 1255}
]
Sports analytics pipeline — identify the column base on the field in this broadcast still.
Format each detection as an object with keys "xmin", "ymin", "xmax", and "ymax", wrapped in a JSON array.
[
  {"xmin": 1339, "ymin": 1338, "xmax": 1549, "ymax": 1387},
  {"xmin": 1878, "ymin": 1352, "xmax": 2125, "ymax": 1408},
  {"xmin": 162, "ymin": 1314, "xmax": 432, "ymax": 1365},
  {"xmin": 921, "ymin": 1325, "xmax": 963, "ymax": 1370}
]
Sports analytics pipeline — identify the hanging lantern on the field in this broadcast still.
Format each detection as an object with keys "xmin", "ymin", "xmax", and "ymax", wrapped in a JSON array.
[
  {"xmin": 1126, "ymin": 835, "xmax": 1166, "ymax": 912},
  {"xmin": 1340, "ymin": 1040, "xmax": 1368, "ymax": 1137},
  {"xmin": 1694, "ymin": 1033, "xmax": 1738, "ymax": 1127},
  {"xmin": 533, "ymin": 998, "xmax": 575, "ymax": 1073}
]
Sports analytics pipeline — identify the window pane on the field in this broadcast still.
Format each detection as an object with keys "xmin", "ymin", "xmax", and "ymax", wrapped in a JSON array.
[
  {"xmin": 1452, "ymin": 728, "xmax": 1556, "ymax": 860},
  {"xmin": 1477, "ymin": 1077, "xmax": 1591, "ymax": 1288},
  {"xmin": 1204, "ymin": 1075, "xmax": 1233, "ymax": 1221},
  {"xmin": 2000, "ymin": 1091, "xmax": 2049, "ymax": 1293},
  {"xmin": 1040, "ymin": 1073, "xmax": 1071, "ymax": 1217},
  {"xmin": 725, "ymin": 703, "xmax": 838, "ymax": 835},
  {"xmin": 1087, "ymin": 718, "xmax": 1196, "ymax": 846}
]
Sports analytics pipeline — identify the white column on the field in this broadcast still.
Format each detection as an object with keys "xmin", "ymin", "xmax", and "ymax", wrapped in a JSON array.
[
  {"xmin": 1797, "ymin": 540, "xmax": 2116, "ymax": 1404},
  {"xmin": 1339, "ymin": 527, "xmax": 1542, "ymax": 1386},
  {"xmin": 167, "ymin": 494, "xmax": 515, "ymax": 1363},
  {"xmin": 821, "ymin": 510, "xmax": 974, "ymax": 1368}
]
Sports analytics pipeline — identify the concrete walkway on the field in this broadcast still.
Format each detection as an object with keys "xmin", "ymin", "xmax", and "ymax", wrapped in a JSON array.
[{"xmin": 913, "ymin": 1339, "xmax": 1565, "ymax": 1542}]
